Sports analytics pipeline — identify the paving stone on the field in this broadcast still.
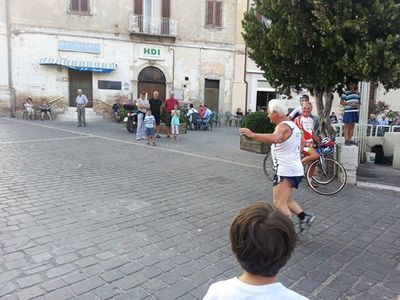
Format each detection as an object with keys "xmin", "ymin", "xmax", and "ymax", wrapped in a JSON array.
[
  {"xmin": 118, "ymin": 261, "xmax": 144, "ymax": 275},
  {"xmin": 99, "ymin": 256, "xmax": 130, "ymax": 271},
  {"xmin": 16, "ymin": 274, "xmax": 44, "ymax": 288},
  {"xmin": 154, "ymin": 280, "xmax": 196, "ymax": 299},
  {"xmin": 55, "ymin": 253, "xmax": 80, "ymax": 265},
  {"xmin": 70, "ymin": 276, "xmax": 104, "ymax": 295},
  {"xmin": 93, "ymin": 285, "xmax": 122, "ymax": 300},
  {"xmin": 115, "ymin": 273, "xmax": 148, "ymax": 291},
  {"xmin": 46, "ymin": 265, "xmax": 76, "ymax": 278},
  {"xmin": 16, "ymin": 286, "xmax": 45, "ymax": 300},
  {"xmin": 40, "ymin": 278, "xmax": 68, "ymax": 292},
  {"xmin": 44, "ymin": 287, "xmax": 75, "ymax": 300},
  {"xmin": 100, "ymin": 269, "xmax": 124, "ymax": 283}
]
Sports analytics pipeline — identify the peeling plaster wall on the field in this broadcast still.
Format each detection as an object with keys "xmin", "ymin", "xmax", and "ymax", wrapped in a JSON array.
[
  {"xmin": 0, "ymin": 0, "xmax": 10, "ymax": 113},
  {"xmin": 11, "ymin": 33, "xmax": 133, "ymax": 107}
]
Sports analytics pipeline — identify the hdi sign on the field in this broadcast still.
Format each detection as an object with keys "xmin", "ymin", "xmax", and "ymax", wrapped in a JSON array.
[{"xmin": 138, "ymin": 45, "xmax": 165, "ymax": 60}]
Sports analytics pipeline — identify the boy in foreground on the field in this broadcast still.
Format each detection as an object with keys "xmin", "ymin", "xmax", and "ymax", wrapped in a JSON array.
[{"xmin": 203, "ymin": 202, "xmax": 308, "ymax": 300}]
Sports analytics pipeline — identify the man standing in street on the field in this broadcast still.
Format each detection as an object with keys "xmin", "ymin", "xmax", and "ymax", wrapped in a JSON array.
[
  {"xmin": 164, "ymin": 91, "xmax": 179, "ymax": 138},
  {"xmin": 76, "ymin": 89, "xmax": 88, "ymax": 127},
  {"xmin": 149, "ymin": 91, "xmax": 163, "ymax": 138}
]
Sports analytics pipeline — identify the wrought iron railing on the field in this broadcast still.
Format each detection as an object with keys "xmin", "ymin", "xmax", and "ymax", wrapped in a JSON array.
[{"xmin": 129, "ymin": 15, "xmax": 177, "ymax": 37}]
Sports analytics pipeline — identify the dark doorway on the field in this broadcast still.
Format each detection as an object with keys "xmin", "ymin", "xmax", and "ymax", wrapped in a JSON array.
[
  {"xmin": 204, "ymin": 79, "xmax": 219, "ymax": 112},
  {"xmin": 69, "ymin": 69, "xmax": 93, "ymax": 107},
  {"xmin": 137, "ymin": 67, "xmax": 166, "ymax": 101},
  {"xmin": 256, "ymin": 91, "xmax": 277, "ymax": 111}
]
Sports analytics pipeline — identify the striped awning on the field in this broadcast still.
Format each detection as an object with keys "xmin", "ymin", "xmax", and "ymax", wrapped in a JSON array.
[{"xmin": 39, "ymin": 57, "xmax": 117, "ymax": 73}]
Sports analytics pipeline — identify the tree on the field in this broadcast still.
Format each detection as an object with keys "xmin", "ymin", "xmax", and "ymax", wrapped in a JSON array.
[{"xmin": 242, "ymin": 0, "xmax": 400, "ymax": 128}]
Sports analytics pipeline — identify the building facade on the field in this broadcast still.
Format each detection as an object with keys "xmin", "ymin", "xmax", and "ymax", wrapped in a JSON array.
[{"xmin": 0, "ymin": 0, "xmax": 247, "ymax": 117}]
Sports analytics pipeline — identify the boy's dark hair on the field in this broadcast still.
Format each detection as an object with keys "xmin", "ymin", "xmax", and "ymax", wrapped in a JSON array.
[
  {"xmin": 230, "ymin": 202, "xmax": 297, "ymax": 277},
  {"xmin": 346, "ymin": 78, "xmax": 358, "ymax": 86},
  {"xmin": 189, "ymin": 104, "xmax": 194, "ymax": 108}
]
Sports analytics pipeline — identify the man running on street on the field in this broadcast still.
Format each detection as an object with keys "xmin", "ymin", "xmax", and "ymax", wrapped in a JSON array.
[{"xmin": 240, "ymin": 99, "xmax": 315, "ymax": 232}]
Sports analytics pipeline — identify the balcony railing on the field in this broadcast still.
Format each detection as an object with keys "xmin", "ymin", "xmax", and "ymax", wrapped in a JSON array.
[{"xmin": 129, "ymin": 15, "xmax": 177, "ymax": 37}]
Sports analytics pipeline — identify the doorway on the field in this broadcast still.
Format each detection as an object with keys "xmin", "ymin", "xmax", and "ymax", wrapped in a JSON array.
[
  {"xmin": 256, "ymin": 91, "xmax": 277, "ymax": 111},
  {"xmin": 68, "ymin": 69, "xmax": 93, "ymax": 107},
  {"xmin": 137, "ymin": 67, "xmax": 166, "ymax": 100},
  {"xmin": 204, "ymin": 79, "xmax": 220, "ymax": 112}
]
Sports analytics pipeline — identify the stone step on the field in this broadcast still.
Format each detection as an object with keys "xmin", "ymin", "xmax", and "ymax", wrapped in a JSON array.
[{"xmin": 57, "ymin": 107, "xmax": 104, "ymax": 122}]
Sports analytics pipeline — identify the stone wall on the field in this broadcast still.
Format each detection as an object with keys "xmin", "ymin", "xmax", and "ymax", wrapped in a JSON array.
[{"xmin": 337, "ymin": 144, "xmax": 358, "ymax": 185}]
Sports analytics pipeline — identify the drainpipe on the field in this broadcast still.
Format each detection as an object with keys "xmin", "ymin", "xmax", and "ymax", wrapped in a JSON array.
[
  {"xmin": 169, "ymin": 47, "xmax": 175, "ymax": 90},
  {"xmin": 243, "ymin": 0, "xmax": 250, "ymax": 114},
  {"xmin": 6, "ymin": 0, "xmax": 16, "ymax": 117}
]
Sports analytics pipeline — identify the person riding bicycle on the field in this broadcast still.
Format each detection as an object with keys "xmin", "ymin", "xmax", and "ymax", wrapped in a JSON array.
[{"xmin": 294, "ymin": 102, "xmax": 321, "ymax": 166}]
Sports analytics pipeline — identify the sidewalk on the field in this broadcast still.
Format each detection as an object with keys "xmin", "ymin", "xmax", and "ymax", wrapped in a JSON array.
[{"xmin": 357, "ymin": 162, "xmax": 400, "ymax": 192}]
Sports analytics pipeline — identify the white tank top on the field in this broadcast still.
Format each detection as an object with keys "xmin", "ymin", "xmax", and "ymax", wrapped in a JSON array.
[{"xmin": 271, "ymin": 121, "xmax": 304, "ymax": 177}]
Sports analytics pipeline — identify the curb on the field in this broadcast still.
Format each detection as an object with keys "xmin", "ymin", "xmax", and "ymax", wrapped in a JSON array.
[{"xmin": 357, "ymin": 181, "xmax": 400, "ymax": 193}]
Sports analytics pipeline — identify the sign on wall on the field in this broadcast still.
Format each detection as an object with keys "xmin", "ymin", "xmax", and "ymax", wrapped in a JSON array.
[
  {"xmin": 138, "ymin": 45, "xmax": 165, "ymax": 60},
  {"xmin": 59, "ymin": 41, "xmax": 101, "ymax": 54}
]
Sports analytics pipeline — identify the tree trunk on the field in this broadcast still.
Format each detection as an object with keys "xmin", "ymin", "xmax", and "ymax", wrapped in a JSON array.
[
  {"xmin": 312, "ymin": 87, "xmax": 336, "ymax": 140},
  {"xmin": 312, "ymin": 88, "xmax": 324, "ymax": 119}
]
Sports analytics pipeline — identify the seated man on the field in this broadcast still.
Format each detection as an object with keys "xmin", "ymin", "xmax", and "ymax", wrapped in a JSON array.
[
  {"xmin": 201, "ymin": 105, "xmax": 212, "ymax": 125},
  {"xmin": 186, "ymin": 104, "xmax": 198, "ymax": 122},
  {"xmin": 234, "ymin": 108, "xmax": 244, "ymax": 126},
  {"xmin": 39, "ymin": 99, "xmax": 52, "ymax": 121},
  {"xmin": 23, "ymin": 98, "xmax": 35, "ymax": 120},
  {"xmin": 294, "ymin": 102, "xmax": 321, "ymax": 166},
  {"xmin": 186, "ymin": 104, "xmax": 198, "ymax": 129},
  {"xmin": 112, "ymin": 99, "xmax": 121, "ymax": 122}
]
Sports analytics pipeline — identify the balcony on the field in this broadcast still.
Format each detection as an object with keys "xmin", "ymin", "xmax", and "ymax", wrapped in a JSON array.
[{"xmin": 129, "ymin": 15, "xmax": 177, "ymax": 38}]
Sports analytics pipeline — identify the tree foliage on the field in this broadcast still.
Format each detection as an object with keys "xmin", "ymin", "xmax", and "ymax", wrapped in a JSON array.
[{"xmin": 242, "ymin": 0, "xmax": 400, "ymax": 121}]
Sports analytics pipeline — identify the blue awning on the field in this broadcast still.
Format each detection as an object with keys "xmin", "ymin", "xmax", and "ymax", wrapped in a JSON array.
[{"xmin": 40, "ymin": 57, "xmax": 117, "ymax": 73}]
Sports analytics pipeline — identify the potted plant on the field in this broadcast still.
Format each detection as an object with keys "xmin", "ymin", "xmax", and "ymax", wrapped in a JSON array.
[{"xmin": 240, "ymin": 111, "xmax": 275, "ymax": 154}]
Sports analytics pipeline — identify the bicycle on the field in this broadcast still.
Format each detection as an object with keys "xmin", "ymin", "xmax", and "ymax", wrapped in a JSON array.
[{"xmin": 263, "ymin": 145, "xmax": 347, "ymax": 196}]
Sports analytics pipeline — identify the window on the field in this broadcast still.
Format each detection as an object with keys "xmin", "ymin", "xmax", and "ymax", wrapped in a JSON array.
[
  {"xmin": 205, "ymin": 0, "xmax": 222, "ymax": 27},
  {"xmin": 98, "ymin": 80, "xmax": 122, "ymax": 90},
  {"xmin": 69, "ymin": 0, "xmax": 90, "ymax": 14}
]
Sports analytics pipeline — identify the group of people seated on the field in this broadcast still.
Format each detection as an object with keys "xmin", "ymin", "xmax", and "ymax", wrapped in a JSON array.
[
  {"xmin": 186, "ymin": 104, "xmax": 213, "ymax": 130},
  {"xmin": 22, "ymin": 98, "xmax": 52, "ymax": 121}
]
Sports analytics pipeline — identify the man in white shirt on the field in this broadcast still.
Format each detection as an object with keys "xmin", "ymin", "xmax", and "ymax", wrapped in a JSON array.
[
  {"xmin": 186, "ymin": 104, "xmax": 198, "ymax": 122},
  {"xmin": 75, "ymin": 89, "xmax": 88, "ymax": 127},
  {"xmin": 240, "ymin": 100, "xmax": 314, "ymax": 232}
]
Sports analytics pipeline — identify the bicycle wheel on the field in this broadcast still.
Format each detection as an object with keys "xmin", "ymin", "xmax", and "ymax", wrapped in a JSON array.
[
  {"xmin": 306, "ymin": 158, "xmax": 347, "ymax": 195},
  {"xmin": 311, "ymin": 158, "xmax": 336, "ymax": 185},
  {"xmin": 263, "ymin": 153, "xmax": 276, "ymax": 182}
]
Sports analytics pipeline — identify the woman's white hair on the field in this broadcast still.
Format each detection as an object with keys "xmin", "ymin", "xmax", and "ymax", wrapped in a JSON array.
[{"xmin": 268, "ymin": 99, "xmax": 288, "ymax": 116}]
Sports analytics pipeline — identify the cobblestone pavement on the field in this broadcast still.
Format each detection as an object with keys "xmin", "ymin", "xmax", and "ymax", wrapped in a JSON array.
[{"xmin": 0, "ymin": 118, "xmax": 399, "ymax": 300}]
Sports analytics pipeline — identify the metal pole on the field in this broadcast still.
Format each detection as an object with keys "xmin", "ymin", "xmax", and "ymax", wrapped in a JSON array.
[
  {"xmin": 169, "ymin": 47, "xmax": 175, "ymax": 90},
  {"xmin": 358, "ymin": 81, "xmax": 370, "ymax": 163},
  {"xmin": 6, "ymin": 0, "xmax": 16, "ymax": 117}
]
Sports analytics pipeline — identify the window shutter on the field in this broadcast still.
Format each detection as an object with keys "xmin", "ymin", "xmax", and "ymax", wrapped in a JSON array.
[
  {"xmin": 206, "ymin": 0, "xmax": 214, "ymax": 25},
  {"xmin": 134, "ymin": 0, "xmax": 143, "ymax": 15},
  {"xmin": 215, "ymin": 1, "xmax": 222, "ymax": 26},
  {"xmin": 70, "ymin": 0, "xmax": 79, "ymax": 11},
  {"xmin": 162, "ymin": 0, "xmax": 170, "ymax": 18},
  {"xmin": 80, "ymin": 0, "xmax": 88, "ymax": 12}
]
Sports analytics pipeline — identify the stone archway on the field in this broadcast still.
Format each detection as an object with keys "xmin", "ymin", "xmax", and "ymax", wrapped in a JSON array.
[{"xmin": 137, "ymin": 66, "xmax": 167, "ymax": 101}]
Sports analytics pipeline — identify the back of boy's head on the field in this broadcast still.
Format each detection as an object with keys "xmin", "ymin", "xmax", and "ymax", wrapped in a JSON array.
[{"xmin": 230, "ymin": 202, "xmax": 297, "ymax": 277}]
